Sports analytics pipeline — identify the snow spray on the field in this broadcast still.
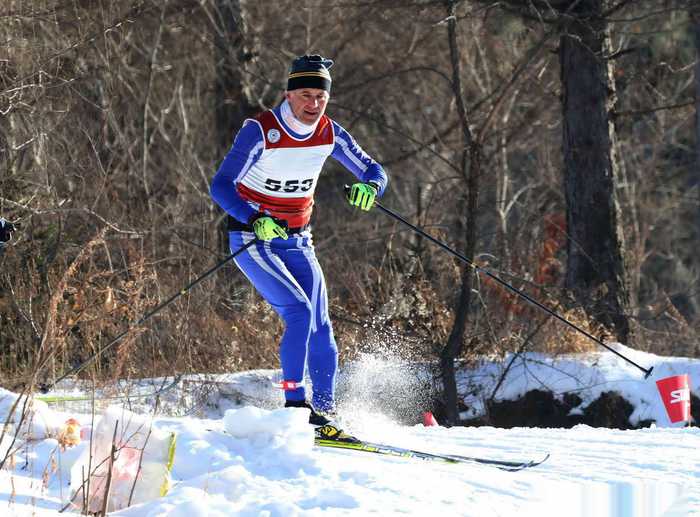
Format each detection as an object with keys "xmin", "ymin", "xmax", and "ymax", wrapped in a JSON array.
[
  {"xmin": 336, "ymin": 350, "xmax": 437, "ymax": 428},
  {"xmin": 655, "ymin": 374, "xmax": 691, "ymax": 425}
]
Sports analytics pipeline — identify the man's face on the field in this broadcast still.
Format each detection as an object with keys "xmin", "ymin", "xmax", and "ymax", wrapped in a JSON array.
[{"xmin": 285, "ymin": 88, "xmax": 329, "ymax": 125}]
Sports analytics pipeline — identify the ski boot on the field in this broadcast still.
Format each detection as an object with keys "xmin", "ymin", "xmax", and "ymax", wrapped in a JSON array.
[{"xmin": 284, "ymin": 400, "xmax": 359, "ymax": 443}]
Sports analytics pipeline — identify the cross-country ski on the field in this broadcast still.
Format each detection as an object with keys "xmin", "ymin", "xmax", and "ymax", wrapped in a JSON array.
[{"xmin": 315, "ymin": 436, "xmax": 550, "ymax": 471}]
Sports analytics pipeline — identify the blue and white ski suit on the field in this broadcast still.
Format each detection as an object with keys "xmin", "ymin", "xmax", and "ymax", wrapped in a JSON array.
[{"xmin": 210, "ymin": 100, "xmax": 387, "ymax": 411}]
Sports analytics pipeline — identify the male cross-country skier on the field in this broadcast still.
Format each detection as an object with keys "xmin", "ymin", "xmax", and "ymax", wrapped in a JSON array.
[{"xmin": 210, "ymin": 54, "xmax": 388, "ymax": 439}]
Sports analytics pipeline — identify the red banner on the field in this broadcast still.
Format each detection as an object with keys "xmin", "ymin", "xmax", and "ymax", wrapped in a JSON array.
[{"xmin": 656, "ymin": 374, "xmax": 691, "ymax": 424}]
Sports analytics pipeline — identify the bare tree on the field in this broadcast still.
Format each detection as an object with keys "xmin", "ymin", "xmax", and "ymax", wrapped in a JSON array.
[
  {"xmin": 470, "ymin": 0, "xmax": 632, "ymax": 341},
  {"xmin": 440, "ymin": 0, "xmax": 481, "ymax": 426},
  {"xmin": 560, "ymin": 1, "xmax": 631, "ymax": 341},
  {"xmin": 213, "ymin": 0, "xmax": 259, "ymax": 155},
  {"xmin": 210, "ymin": 0, "xmax": 261, "ymax": 251},
  {"xmin": 692, "ymin": 10, "xmax": 700, "ymax": 237}
]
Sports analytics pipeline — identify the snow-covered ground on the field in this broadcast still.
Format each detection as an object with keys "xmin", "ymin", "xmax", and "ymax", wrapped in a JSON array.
[{"xmin": 1, "ymin": 345, "xmax": 699, "ymax": 516}]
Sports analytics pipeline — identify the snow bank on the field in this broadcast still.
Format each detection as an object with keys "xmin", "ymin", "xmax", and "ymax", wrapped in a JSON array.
[
  {"xmin": 113, "ymin": 406, "xmax": 318, "ymax": 516},
  {"xmin": 0, "ymin": 388, "xmax": 64, "ymax": 444},
  {"xmin": 1, "ymin": 378, "xmax": 698, "ymax": 515},
  {"xmin": 223, "ymin": 405, "xmax": 314, "ymax": 454},
  {"xmin": 458, "ymin": 344, "xmax": 700, "ymax": 425},
  {"xmin": 69, "ymin": 406, "xmax": 176, "ymax": 513}
]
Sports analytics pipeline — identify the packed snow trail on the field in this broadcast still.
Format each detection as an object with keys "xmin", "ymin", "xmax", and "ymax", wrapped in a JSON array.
[
  {"xmin": 117, "ymin": 407, "xmax": 698, "ymax": 516},
  {"xmin": 2, "ymin": 343, "xmax": 699, "ymax": 516},
  {"xmin": 0, "ymin": 403, "xmax": 698, "ymax": 516}
]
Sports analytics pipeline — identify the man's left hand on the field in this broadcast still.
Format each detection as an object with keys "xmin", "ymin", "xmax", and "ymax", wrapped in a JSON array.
[{"xmin": 347, "ymin": 182, "xmax": 377, "ymax": 211}]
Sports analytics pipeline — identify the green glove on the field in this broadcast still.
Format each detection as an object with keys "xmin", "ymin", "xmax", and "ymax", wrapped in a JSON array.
[
  {"xmin": 347, "ymin": 182, "xmax": 377, "ymax": 211},
  {"xmin": 251, "ymin": 216, "xmax": 288, "ymax": 241}
]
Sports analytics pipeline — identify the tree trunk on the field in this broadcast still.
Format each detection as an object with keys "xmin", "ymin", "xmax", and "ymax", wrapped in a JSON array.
[
  {"xmin": 441, "ymin": 0, "xmax": 480, "ymax": 426},
  {"xmin": 692, "ymin": 10, "xmax": 700, "ymax": 245},
  {"xmin": 214, "ymin": 0, "xmax": 257, "ymax": 154},
  {"xmin": 213, "ymin": 0, "xmax": 258, "ymax": 251},
  {"xmin": 560, "ymin": 0, "xmax": 630, "ymax": 342}
]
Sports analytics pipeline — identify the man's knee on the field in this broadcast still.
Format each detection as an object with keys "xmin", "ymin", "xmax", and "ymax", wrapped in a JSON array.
[
  {"xmin": 281, "ymin": 300, "xmax": 314, "ymax": 329},
  {"xmin": 311, "ymin": 322, "xmax": 337, "ymax": 352}
]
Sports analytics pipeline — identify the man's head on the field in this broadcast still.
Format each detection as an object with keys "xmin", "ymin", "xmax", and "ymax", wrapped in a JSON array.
[{"xmin": 285, "ymin": 54, "xmax": 333, "ymax": 125}]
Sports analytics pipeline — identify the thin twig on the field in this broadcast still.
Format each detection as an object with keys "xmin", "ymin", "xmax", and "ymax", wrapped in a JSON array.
[
  {"xmin": 489, "ymin": 316, "xmax": 551, "ymax": 403},
  {"xmin": 99, "ymin": 421, "xmax": 119, "ymax": 517}
]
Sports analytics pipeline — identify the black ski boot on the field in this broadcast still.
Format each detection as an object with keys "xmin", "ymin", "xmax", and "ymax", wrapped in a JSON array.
[
  {"xmin": 284, "ymin": 399, "xmax": 333, "ymax": 425},
  {"xmin": 284, "ymin": 400, "xmax": 358, "ymax": 443}
]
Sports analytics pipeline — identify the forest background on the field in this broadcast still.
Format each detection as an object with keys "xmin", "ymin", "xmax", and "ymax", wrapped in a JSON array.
[{"xmin": 1, "ymin": 0, "xmax": 699, "ymax": 424}]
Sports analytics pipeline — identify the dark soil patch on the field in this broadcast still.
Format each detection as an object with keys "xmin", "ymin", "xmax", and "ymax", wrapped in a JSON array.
[{"xmin": 461, "ymin": 389, "xmax": 695, "ymax": 429}]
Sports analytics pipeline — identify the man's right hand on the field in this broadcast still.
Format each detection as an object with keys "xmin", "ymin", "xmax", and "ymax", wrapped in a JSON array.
[
  {"xmin": 347, "ymin": 182, "xmax": 377, "ymax": 211},
  {"xmin": 251, "ymin": 216, "xmax": 288, "ymax": 241}
]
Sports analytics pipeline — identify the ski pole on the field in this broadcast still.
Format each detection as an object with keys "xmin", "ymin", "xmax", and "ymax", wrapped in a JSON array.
[
  {"xmin": 39, "ymin": 238, "xmax": 258, "ymax": 393},
  {"xmin": 349, "ymin": 186, "xmax": 653, "ymax": 378}
]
